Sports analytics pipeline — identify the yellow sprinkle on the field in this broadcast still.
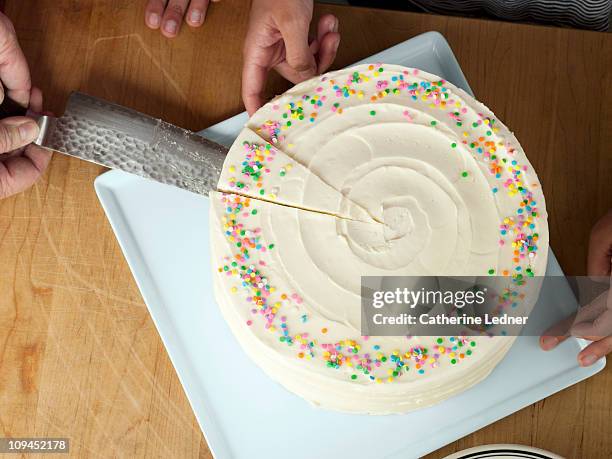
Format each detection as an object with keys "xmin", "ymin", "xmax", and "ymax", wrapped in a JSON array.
[{"xmin": 230, "ymin": 287, "xmax": 237, "ymax": 294}]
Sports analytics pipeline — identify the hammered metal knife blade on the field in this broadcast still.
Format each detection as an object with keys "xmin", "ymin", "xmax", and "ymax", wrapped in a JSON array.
[{"xmin": 31, "ymin": 92, "xmax": 229, "ymax": 196}]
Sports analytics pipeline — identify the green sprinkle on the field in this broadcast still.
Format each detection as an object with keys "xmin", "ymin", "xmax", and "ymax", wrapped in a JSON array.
[
  {"xmin": 251, "ymin": 209, "xmax": 258, "ymax": 215},
  {"xmin": 268, "ymin": 244, "xmax": 275, "ymax": 249},
  {"xmin": 437, "ymin": 338, "xmax": 443, "ymax": 344},
  {"xmin": 488, "ymin": 268, "xmax": 495, "ymax": 275},
  {"xmin": 370, "ymin": 110, "xmax": 376, "ymax": 116},
  {"xmin": 351, "ymin": 374, "xmax": 357, "ymax": 380},
  {"xmin": 451, "ymin": 142, "xmax": 457, "ymax": 148},
  {"xmin": 470, "ymin": 341, "xmax": 476, "ymax": 347},
  {"xmin": 461, "ymin": 171, "xmax": 469, "ymax": 178},
  {"xmin": 430, "ymin": 120, "xmax": 437, "ymax": 126},
  {"xmin": 451, "ymin": 359, "xmax": 457, "ymax": 364}
]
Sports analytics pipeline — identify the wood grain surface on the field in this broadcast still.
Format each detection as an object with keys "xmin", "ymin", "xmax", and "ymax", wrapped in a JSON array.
[{"xmin": 0, "ymin": 0, "xmax": 610, "ymax": 457}]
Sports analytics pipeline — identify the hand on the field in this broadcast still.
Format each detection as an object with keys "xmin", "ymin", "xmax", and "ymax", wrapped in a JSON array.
[
  {"xmin": 0, "ymin": 13, "xmax": 52, "ymax": 200},
  {"xmin": 242, "ymin": 0, "xmax": 341, "ymax": 115},
  {"xmin": 144, "ymin": 0, "xmax": 220, "ymax": 38},
  {"xmin": 540, "ymin": 210, "xmax": 612, "ymax": 366}
]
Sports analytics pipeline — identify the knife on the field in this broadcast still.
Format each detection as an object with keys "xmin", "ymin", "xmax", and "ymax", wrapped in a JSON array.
[{"xmin": 1, "ymin": 91, "xmax": 229, "ymax": 196}]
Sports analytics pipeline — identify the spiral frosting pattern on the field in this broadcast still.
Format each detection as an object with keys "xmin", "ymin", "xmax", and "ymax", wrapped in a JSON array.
[{"xmin": 210, "ymin": 64, "xmax": 549, "ymax": 414}]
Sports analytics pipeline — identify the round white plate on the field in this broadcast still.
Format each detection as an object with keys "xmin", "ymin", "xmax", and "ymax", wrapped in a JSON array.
[{"xmin": 444, "ymin": 444, "xmax": 564, "ymax": 459}]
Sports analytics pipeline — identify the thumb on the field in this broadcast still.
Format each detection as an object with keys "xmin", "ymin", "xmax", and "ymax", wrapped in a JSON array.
[
  {"xmin": 0, "ymin": 117, "xmax": 39, "ymax": 153},
  {"xmin": 279, "ymin": 19, "xmax": 316, "ymax": 79}
]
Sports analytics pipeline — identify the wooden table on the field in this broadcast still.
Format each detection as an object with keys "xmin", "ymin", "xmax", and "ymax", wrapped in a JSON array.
[{"xmin": 1, "ymin": 0, "xmax": 610, "ymax": 457}]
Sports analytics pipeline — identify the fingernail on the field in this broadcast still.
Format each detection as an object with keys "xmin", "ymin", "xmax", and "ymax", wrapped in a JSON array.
[
  {"xmin": 19, "ymin": 121, "xmax": 39, "ymax": 141},
  {"xmin": 580, "ymin": 354, "xmax": 597, "ymax": 366},
  {"xmin": 164, "ymin": 20, "xmax": 177, "ymax": 34},
  {"xmin": 541, "ymin": 336, "xmax": 558, "ymax": 349},
  {"xmin": 330, "ymin": 18, "xmax": 339, "ymax": 33},
  {"xmin": 332, "ymin": 36, "xmax": 340, "ymax": 52},
  {"xmin": 148, "ymin": 13, "xmax": 160, "ymax": 28},
  {"xmin": 190, "ymin": 10, "xmax": 202, "ymax": 24}
]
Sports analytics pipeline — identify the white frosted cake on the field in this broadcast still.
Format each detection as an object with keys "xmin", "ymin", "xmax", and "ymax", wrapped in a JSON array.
[{"xmin": 209, "ymin": 64, "xmax": 549, "ymax": 414}]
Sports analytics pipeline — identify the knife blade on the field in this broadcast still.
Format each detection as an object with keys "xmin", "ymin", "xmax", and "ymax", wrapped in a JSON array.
[{"xmin": 6, "ymin": 92, "xmax": 229, "ymax": 196}]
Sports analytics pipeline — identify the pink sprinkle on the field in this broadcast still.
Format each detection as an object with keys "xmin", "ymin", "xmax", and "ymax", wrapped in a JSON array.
[{"xmin": 246, "ymin": 320, "xmax": 253, "ymax": 326}]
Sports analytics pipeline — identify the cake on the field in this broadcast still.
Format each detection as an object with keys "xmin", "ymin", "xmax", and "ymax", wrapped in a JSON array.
[{"xmin": 209, "ymin": 64, "xmax": 549, "ymax": 414}]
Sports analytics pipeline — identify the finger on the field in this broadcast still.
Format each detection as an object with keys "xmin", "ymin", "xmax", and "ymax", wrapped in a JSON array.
[
  {"xmin": 277, "ymin": 15, "xmax": 316, "ymax": 78},
  {"xmin": 578, "ymin": 335, "xmax": 612, "ymax": 367},
  {"xmin": 540, "ymin": 333, "xmax": 571, "ymax": 351},
  {"xmin": 316, "ymin": 31, "xmax": 340, "ymax": 74},
  {"xmin": 0, "ymin": 13, "xmax": 31, "ymax": 106},
  {"xmin": 145, "ymin": 0, "xmax": 166, "ymax": 29},
  {"xmin": 274, "ymin": 61, "xmax": 306, "ymax": 83},
  {"xmin": 540, "ymin": 312, "xmax": 576, "ymax": 350},
  {"xmin": 29, "ymin": 86, "xmax": 43, "ymax": 113},
  {"xmin": 185, "ymin": 0, "xmax": 209, "ymax": 27},
  {"xmin": 571, "ymin": 308, "xmax": 612, "ymax": 338},
  {"xmin": 0, "ymin": 144, "xmax": 51, "ymax": 198},
  {"xmin": 274, "ymin": 38, "xmax": 320, "ymax": 83},
  {"xmin": 0, "ymin": 117, "xmax": 39, "ymax": 153},
  {"xmin": 316, "ymin": 13, "xmax": 338, "ymax": 44},
  {"xmin": 573, "ymin": 290, "xmax": 609, "ymax": 326},
  {"xmin": 588, "ymin": 210, "xmax": 612, "ymax": 276},
  {"xmin": 161, "ymin": 0, "xmax": 190, "ymax": 37},
  {"xmin": 242, "ymin": 59, "xmax": 268, "ymax": 116}
]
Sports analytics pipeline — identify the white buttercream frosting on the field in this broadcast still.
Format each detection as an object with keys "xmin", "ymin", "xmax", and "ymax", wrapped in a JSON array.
[{"xmin": 210, "ymin": 64, "xmax": 549, "ymax": 414}]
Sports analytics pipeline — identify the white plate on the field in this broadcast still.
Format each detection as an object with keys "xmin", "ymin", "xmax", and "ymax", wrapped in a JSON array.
[
  {"xmin": 444, "ymin": 444, "xmax": 563, "ymax": 459},
  {"xmin": 94, "ymin": 32, "xmax": 605, "ymax": 459}
]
